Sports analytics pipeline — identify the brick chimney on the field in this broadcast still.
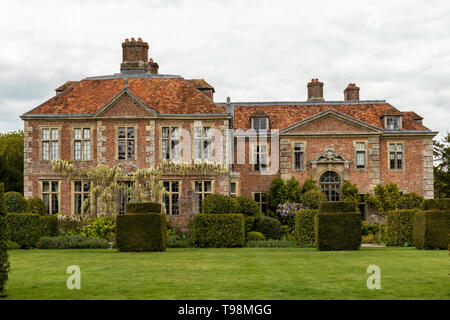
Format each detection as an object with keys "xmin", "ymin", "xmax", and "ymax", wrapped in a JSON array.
[
  {"xmin": 120, "ymin": 37, "xmax": 150, "ymax": 72},
  {"xmin": 344, "ymin": 83, "xmax": 360, "ymax": 101},
  {"xmin": 149, "ymin": 58, "xmax": 159, "ymax": 74},
  {"xmin": 307, "ymin": 78, "xmax": 324, "ymax": 101}
]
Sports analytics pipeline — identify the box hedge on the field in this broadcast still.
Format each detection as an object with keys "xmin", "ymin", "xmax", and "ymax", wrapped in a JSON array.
[
  {"xmin": 254, "ymin": 216, "xmax": 281, "ymax": 240},
  {"xmin": 6, "ymin": 213, "xmax": 58, "ymax": 248},
  {"xmin": 0, "ymin": 183, "xmax": 9, "ymax": 296},
  {"xmin": 201, "ymin": 194, "xmax": 239, "ymax": 214},
  {"xmin": 386, "ymin": 209, "xmax": 418, "ymax": 246},
  {"xmin": 193, "ymin": 214, "xmax": 245, "ymax": 248},
  {"xmin": 413, "ymin": 209, "xmax": 450, "ymax": 250},
  {"xmin": 315, "ymin": 213, "xmax": 361, "ymax": 251},
  {"xmin": 293, "ymin": 210, "xmax": 319, "ymax": 247},
  {"xmin": 319, "ymin": 201, "xmax": 357, "ymax": 213},
  {"xmin": 421, "ymin": 198, "xmax": 450, "ymax": 211},
  {"xmin": 116, "ymin": 213, "xmax": 167, "ymax": 252},
  {"xmin": 126, "ymin": 202, "xmax": 162, "ymax": 214}
]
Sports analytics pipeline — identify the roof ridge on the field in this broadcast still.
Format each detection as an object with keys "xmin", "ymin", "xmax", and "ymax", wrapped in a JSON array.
[{"xmin": 217, "ymin": 100, "xmax": 387, "ymax": 106}]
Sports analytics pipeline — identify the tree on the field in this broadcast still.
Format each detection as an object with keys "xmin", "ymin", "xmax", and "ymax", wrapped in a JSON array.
[
  {"xmin": 434, "ymin": 132, "xmax": 450, "ymax": 198},
  {"xmin": 300, "ymin": 177, "xmax": 318, "ymax": 194},
  {"xmin": 267, "ymin": 177, "xmax": 301, "ymax": 213},
  {"xmin": 0, "ymin": 131, "xmax": 24, "ymax": 193},
  {"xmin": 341, "ymin": 181, "xmax": 360, "ymax": 209}
]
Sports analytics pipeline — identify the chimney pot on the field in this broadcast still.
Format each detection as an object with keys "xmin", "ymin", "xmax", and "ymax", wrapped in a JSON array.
[
  {"xmin": 344, "ymin": 83, "xmax": 360, "ymax": 101},
  {"xmin": 148, "ymin": 58, "xmax": 159, "ymax": 74},
  {"xmin": 307, "ymin": 78, "xmax": 324, "ymax": 101}
]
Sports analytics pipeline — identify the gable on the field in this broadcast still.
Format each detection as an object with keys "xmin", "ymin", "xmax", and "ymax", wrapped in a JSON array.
[
  {"xmin": 280, "ymin": 110, "xmax": 382, "ymax": 135},
  {"xmin": 95, "ymin": 90, "xmax": 157, "ymax": 118}
]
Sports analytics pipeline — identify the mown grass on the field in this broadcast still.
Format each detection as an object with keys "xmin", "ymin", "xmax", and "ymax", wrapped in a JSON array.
[{"xmin": 2, "ymin": 247, "xmax": 449, "ymax": 300}]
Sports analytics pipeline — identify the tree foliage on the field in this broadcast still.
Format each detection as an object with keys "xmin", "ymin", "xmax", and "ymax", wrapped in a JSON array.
[
  {"xmin": 433, "ymin": 132, "xmax": 450, "ymax": 198},
  {"xmin": 365, "ymin": 183, "xmax": 402, "ymax": 215},
  {"xmin": 267, "ymin": 177, "xmax": 301, "ymax": 212},
  {"xmin": 0, "ymin": 131, "xmax": 24, "ymax": 193},
  {"xmin": 341, "ymin": 181, "xmax": 360, "ymax": 209}
]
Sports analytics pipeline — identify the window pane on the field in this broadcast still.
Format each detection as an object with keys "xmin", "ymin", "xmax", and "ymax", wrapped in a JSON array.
[
  {"xmin": 74, "ymin": 128, "xmax": 82, "ymax": 139},
  {"xmin": 260, "ymin": 118, "xmax": 267, "ymax": 130},
  {"xmin": 171, "ymin": 127, "xmax": 178, "ymax": 139},
  {"xmin": 294, "ymin": 143, "xmax": 303, "ymax": 151},
  {"xmin": 51, "ymin": 129, "xmax": 59, "ymax": 140},
  {"xmin": 195, "ymin": 139, "xmax": 202, "ymax": 159},
  {"xmin": 83, "ymin": 141, "xmax": 91, "ymax": 160},
  {"xmin": 51, "ymin": 194, "xmax": 59, "ymax": 214},
  {"xmin": 118, "ymin": 127, "xmax": 126, "ymax": 138},
  {"xmin": 83, "ymin": 128, "xmax": 90, "ymax": 139},
  {"xmin": 356, "ymin": 142, "xmax": 365, "ymax": 151},
  {"xmin": 42, "ymin": 142, "xmax": 49, "ymax": 161},
  {"xmin": 83, "ymin": 181, "xmax": 90, "ymax": 192},
  {"xmin": 42, "ymin": 129, "xmax": 49, "ymax": 140},
  {"xmin": 51, "ymin": 181, "xmax": 58, "ymax": 193},
  {"xmin": 172, "ymin": 194, "xmax": 179, "ymax": 215},
  {"xmin": 204, "ymin": 181, "xmax": 212, "ymax": 193},
  {"xmin": 164, "ymin": 195, "xmax": 170, "ymax": 215},
  {"xmin": 127, "ymin": 140, "xmax": 135, "ymax": 159},
  {"xmin": 230, "ymin": 182, "xmax": 236, "ymax": 194},
  {"xmin": 162, "ymin": 127, "xmax": 169, "ymax": 138},
  {"xmin": 75, "ymin": 194, "xmax": 82, "ymax": 214},
  {"xmin": 51, "ymin": 142, "xmax": 59, "ymax": 160},
  {"xmin": 74, "ymin": 141, "xmax": 81, "ymax": 160},
  {"xmin": 171, "ymin": 181, "xmax": 179, "ymax": 193},
  {"xmin": 74, "ymin": 181, "xmax": 82, "ymax": 192},
  {"xmin": 43, "ymin": 194, "xmax": 50, "ymax": 213},
  {"xmin": 194, "ymin": 127, "xmax": 202, "ymax": 139},
  {"xmin": 295, "ymin": 152, "xmax": 304, "ymax": 170},
  {"xmin": 356, "ymin": 151, "xmax": 365, "ymax": 168},
  {"xmin": 203, "ymin": 127, "xmax": 211, "ymax": 138},
  {"xmin": 203, "ymin": 140, "xmax": 211, "ymax": 159},
  {"xmin": 127, "ymin": 127, "xmax": 135, "ymax": 139},
  {"xmin": 118, "ymin": 140, "xmax": 126, "ymax": 159},
  {"xmin": 389, "ymin": 144, "xmax": 395, "ymax": 152},
  {"xmin": 397, "ymin": 144, "xmax": 402, "ymax": 152},
  {"xmin": 162, "ymin": 140, "xmax": 170, "ymax": 159},
  {"xmin": 195, "ymin": 181, "xmax": 202, "ymax": 192},
  {"xmin": 254, "ymin": 193, "xmax": 260, "ymax": 202},
  {"xmin": 172, "ymin": 140, "xmax": 179, "ymax": 160},
  {"xmin": 252, "ymin": 118, "xmax": 260, "ymax": 131},
  {"xmin": 163, "ymin": 181, "xmax": 170, "ymax": 190},
  {"xmin": 43, "ymin": 181, "xmax": 49, "ymax": 193}
]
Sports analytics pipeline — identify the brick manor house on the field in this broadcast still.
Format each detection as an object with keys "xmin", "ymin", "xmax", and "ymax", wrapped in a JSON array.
[{"xmin": 21, "ymin": 38, "xmax": 437, "ymax": 226}]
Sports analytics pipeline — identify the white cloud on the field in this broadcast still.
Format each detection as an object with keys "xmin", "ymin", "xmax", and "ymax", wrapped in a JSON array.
[{"xmin": 0, "ymin": 0, "xmax": 449, "ymax": 139}]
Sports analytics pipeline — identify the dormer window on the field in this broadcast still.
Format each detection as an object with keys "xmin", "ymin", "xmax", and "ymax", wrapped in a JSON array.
[
  {"xmin": 252, "ymin": 117, "xmax": 269, "ymax": 131},
  {"xmin": 386, "ymin": 116, "xmax": 401, "ymax": 131}
]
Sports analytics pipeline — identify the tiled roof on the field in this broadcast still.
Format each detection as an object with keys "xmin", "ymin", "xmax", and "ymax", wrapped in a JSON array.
[
  {"xmin": 187, "ymin": 79, "xmax": 215, "ymax": 92},
  {"xmin": 232, "ymin": 102, "xmax": 430, "ymax": 131},
  {"xmin": 55, "ymin": 81, "xmax": 78, "ymax": 92},
  {"xmin": 25, "ymin": 77, "xmax": 226, "ymax": 116}
]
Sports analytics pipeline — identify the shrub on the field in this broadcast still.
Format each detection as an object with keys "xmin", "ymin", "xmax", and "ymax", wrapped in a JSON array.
[
  {"xmin": 254, "ymin": 216, "xmax": 281, "ymax": 240},
  {"xmin": 167, "ymin": 235, "xmax": 192, "ymax": 248},
  {"xmin": 36, "ymin": 235, "xmax": 110, "ymax": 249},
  {"xmin": 5, "ymin": 191, "xmax": 27, "ymax": 213},
  {"xmin": 386, "ymin": 209, "xmax": 418, "ymax": 246},
  {"xmin": 246, "ymin": 239, "xmax": 297, "ymax": 248},
  {"xmin": 362, "ymin": 234, "xmax": 376, "ymax": 244},
  {"xmin": 81, "ymin": 217, "xmax": 115, "ymax": 241},
  {"xmin": 397, "ymin": 193, "xmax": 424, "ymax": 210},
  {"xmin": 319, "ymin": 201, "xmax": 357, "ymax": 213},
  {"xmin": 268, "ymin": 177, "xmax": 301, "ymax": 212},
  {"xmin": 126, "ymin": 202, "xmax": 162, "ymax": 214},
  {"xmin": 116, "ymin": 213, "xmax": 167, "ymax": 252},
  {"xmin": 300, "ymin": 189, "xmax": 326, "ymax": 209},
  {"xmin": 0, "ymin": 183, "xmax": 9, "ymax": 296},
  {"xmin": 56, "ymin": 213, "xmax": 84, "ymax": 235},
  {"xmin": 315, "ymin": 213, "xmax": 361, "ymax": 251},
  {"xmin": 276, "ymin": 202, "xmax": 302, "ymax": 231},
  {"xmin": 6, "ymin": 213, "xmax": 58, "ymax": 248},
  {"xmin": 235, "ymin": 196, "xmax": 260, "ymax": 216},
  {"xmin": 6, "ymin": 241, "xmax": 20, "ymax": 250},
  {"xmin": 193, "ymin": 214, "xmax": 245, "ymax": 248},
  {"xmin": 301, "ymin": 177, "xmax": 318, "ymax": 194},
  {"xmin": 361, "ymin": 221, "xmax": 379, "ymax": 236},
  {"xmin": 244, "ymin": 216, "xmax": 255, "ymax": 234},
  {"xmin": 246, "ymin": 231, "xmax": 265, "ymax": 242},
  {"xmin": 414, "ymin": 209, "xmax": 450, "ymax": 249},
  {"xmin": 294, "ymin": 209, "xmax": 318, "ymax": 247},
  {"xmin": 201, "ymin": 194, "xmax": 238, "ymax": 214},
  {"xmin": 27, "ymin": 198, "xmax": 47, "ymax": 215},
  {"xmin": 421, "ymin": 198, "xmax": 450, "ymax": 210},
  {"xmin": 341, "ymin": 181, "xmax": 360, "ymax": 209}
]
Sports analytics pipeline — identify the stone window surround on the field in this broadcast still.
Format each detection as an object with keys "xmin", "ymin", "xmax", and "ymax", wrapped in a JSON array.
[
  {"xmin": 386, "ymin": 141, "xmax": 405, "ymax": 171},
  {"xmin": 70, "ymin": 125, "xmax": 94, "ymax": 162},
  {"xmin": 39, "ymin": 179, "xmax": 61, "ymax": 214},
  {"xmin": 383, "ymin": 116, "xmax": 402, "ymax": 131},
  {"xmin": 38, "ymin": 125, "xmax": 62, "ymax": 162},
  {"xmin": 291, "ymin": 140, "xmax": 307, "ymax": 171},
  {"xmin": 353, "ymin": 140, "xmax": 368, "ymax": 171},
  {"xmin": 249, "ymin": 140, "xmax": 270, "ymax": 172},
  {"xmin": 114, "ymin": 125, "xmax": 139, "ymax": 161},
  {"xmin": 230, "ymin": 180, "xmax": 239, "ymax": 197},
  {"xmin": 163, "ymin": 179, "xmax": 182, "ymax": 216},
  {"xmin": 71, "ymin": 179, "xmax": 92, "ymax": 215},
  {"xmin": 159, "ymin": 126, "xmax": 181, "ymax": 161},
  {"xmin": 192, "ymin": 179, "xmax": 214, "ymax": 213},
  {"xmin": 252, "ymin": 191, "xmax": 268, "ymax": 215}
]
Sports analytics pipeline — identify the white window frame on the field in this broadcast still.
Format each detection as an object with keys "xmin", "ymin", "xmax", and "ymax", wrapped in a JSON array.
[{"xmin": 251, "ymin": 117, "xmax": 269, "ymax": 131}]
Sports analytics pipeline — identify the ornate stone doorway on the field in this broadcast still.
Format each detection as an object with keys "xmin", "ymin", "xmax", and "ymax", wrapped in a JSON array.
[{"xmin": 319, "ymin": 171, "xmax": 341, "ymax": 201}]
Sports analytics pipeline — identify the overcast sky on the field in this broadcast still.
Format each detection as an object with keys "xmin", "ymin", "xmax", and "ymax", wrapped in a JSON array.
[{"xmin": 0, "ymin": 0, "xmax": 449, "ymax": 139}]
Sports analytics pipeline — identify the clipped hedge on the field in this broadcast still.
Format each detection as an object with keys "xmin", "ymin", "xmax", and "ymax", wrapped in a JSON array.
[
  {"xmin": 315, "ymin": 213, "xmax": 361, "ymax": 251},
  {"xmin": 254, "ymin": 216, "xmax": 281, "ymax": 240},
  {"xmin": 201, "ymin": 194, "xmax": 238, "ymax": 214},
  {"xmin": 6, "ymin": 213, "xmax": 58, "ymax": 248},
  {"xmin": 126, "ymin": 202, "xmax": 162, "ymax": 214},
  {"xmin": 0, "ymin": 183, "xmax": 9, "ymax": 296},
  {"xmin": 293, "ymin": 210, "xmax": 318, "ymax": 247},
  {"xmin": 319, "ymin": 201, "xmax": 357, "ymax": 213},
  {"xmin": 37, "ymin": 235, "xmax": 110, "ymax": 249},
  {"xmin": 5, "ymin": 191, "xmax": 28, "ymax": 213},
  {"xmin": 116, "ymin": 213, "xmax": 166, "ymax": 252},
  {"xmin": 27, "ymin": 198, "xmax": 47, "ymax": 215},
  {"xmin": 386, "ymin": 209, "xmax": 418, "ymax": 246},
  {"xmin": 414, "ymin": 209, "xmax": 450, "ymax": 250},
  {"xmin": 246, "ymin": 231, "xmax": 265, "ymax": 241},
  {"xmin": 421, "ymin": 198, "xmax": 450, "ymax": 211},
  {"xmin": 193, "ymin": 214, "xmax": 245, "ymax": 248},
  {"xmin": 235, "ymin": 196, "xmax": 260, "ymax": 216}
]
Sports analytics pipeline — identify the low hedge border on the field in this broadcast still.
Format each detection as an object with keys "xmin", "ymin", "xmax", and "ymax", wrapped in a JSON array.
[
  {"xmin": 6, "ymin": 213, "xmax": 58, "ymax": 248},
  {"xmin": 386, "ymin": 209, "xmax": 418, "ymax": 246},
  {"xmin": 413, "ymin": 209, "xmax": 450, "ymax": 250},
  {"xmin": 319, "ymin": 201, "xmax": 356, "ymax": 213},
  {"xmin": 421, "ymin": 199, "xmax": 450, "ymax": 211},
  {"xmin": 293, "ymin": 210, "xmax": 318, "ymax": 247},
  {"xmin": 193, "ymin": 214, "xmax": 245, "ymax": 248},
  {"xmin": 315, "ymin": 212, "xmax": 361, "ymax": 251},
  {"xmin": 36, "ymin": 235, "xmax": 110, "ymax": 249},
  {"xmin": 116, "ymin": 213, "xmax": 167, "ymax": 252},
  {"xmin": 126, "ymin": 202, "xmax": 162, "ymax": 214}
]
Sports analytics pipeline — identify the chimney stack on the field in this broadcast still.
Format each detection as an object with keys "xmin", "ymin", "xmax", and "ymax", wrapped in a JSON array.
[
  {"xmin": 307, "ymin": 78, "xmax": 324, "ymax": 101},
  {"xmin": 149, "ymin": 58, "xmax": 159, "ymax": 75},
  {"xmin": 344, "ymin": 83, "xmax": 360, "ymax": 101},
  {"xmin": 120, "ymin": 38, "xmax": 150, "ymax": 72}
]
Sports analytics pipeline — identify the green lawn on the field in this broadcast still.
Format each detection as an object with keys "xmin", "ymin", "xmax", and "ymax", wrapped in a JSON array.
[{"xmin": 2, "ymin": 247, "xmax": 449, "ymax": 300}]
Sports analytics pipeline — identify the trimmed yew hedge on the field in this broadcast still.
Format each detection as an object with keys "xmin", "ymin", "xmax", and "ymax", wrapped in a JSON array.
[
  {"xmin": 193, "ymin": 214, "xmax": 245, "ymax": 248},
  {"xmin": 293, "ymin": 210, "xmax": 318, "ymax": 247},
  {"xmin": 0, "ymin": 183, "xmax": 9, "ymax": 296},
  {"xmin": 413, "ymin": 209, "xmax": 450, "ymax": 250},
  {"xmin": 116, "ymin": 213, "xmax": 167, "ymax": 252},
  {"xmin": 126, "ymin": 202, "xmax": 162, "ymax": 214},
  {"xmin": 315, "ymin": 213, "xmax": 361, "ymax": 251},
  {"xmin": 386, "ymin": 209, "xmax": 418, "ymax": 246},
  {"xmin": 421, "ymin": 198, "xmax": 450, "ymax": 211},
  {"xmin": 319, "ymin": 201, "xmax": 357, "ymax": 213},
  {"xmin": 6, "ymin": 213, "xmax": 58, "ymax": 248}
]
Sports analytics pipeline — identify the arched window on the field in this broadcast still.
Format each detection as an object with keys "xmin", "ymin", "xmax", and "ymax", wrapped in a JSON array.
[{"xmin": 319, "ymin": 171, "xmax": 340, "ymax": 201}]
